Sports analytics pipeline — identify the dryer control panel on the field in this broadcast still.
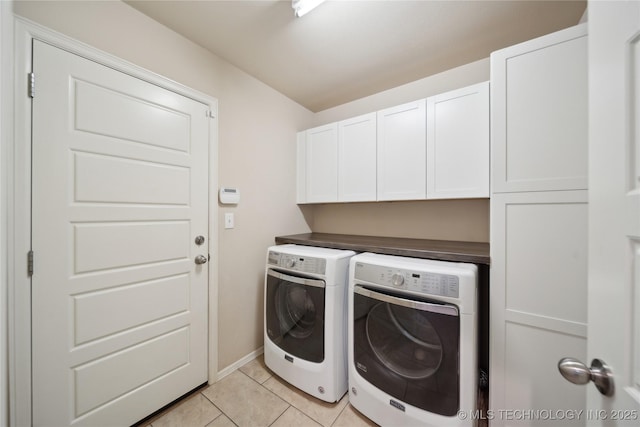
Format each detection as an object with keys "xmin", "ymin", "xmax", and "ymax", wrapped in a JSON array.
[
  {"xmin": 354, "ymin": 262, "xmax": 459, "ymax": 299},
  {"xmin": 268, "ymin": 251, "xmax": 326, "ymax": 275}
]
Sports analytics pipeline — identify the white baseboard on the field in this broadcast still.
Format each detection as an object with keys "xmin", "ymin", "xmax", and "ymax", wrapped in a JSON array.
[{"xmin": 213, "ymin": 346, "xmax": 264, "ymax": 382}]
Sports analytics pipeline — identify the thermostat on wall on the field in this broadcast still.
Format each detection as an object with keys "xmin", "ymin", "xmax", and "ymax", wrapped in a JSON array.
[{"xmin": 219, "ymin": 187, "xmax": 240, "ymax": 204}]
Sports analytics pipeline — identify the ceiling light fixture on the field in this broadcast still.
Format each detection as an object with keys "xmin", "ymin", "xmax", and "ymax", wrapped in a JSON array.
[{"xmin": 292, "ymin": 0, "xmax": 326, "ymax": 17}]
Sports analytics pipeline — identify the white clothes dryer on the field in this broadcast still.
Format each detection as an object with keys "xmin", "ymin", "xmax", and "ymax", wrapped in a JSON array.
[
  {"xmin": 264, "ymin": 244, "xmax": 355, "ymax": 402},
  {"xmin": 348, "ymin": 253, "xmax": 477, "ymax": 426}
]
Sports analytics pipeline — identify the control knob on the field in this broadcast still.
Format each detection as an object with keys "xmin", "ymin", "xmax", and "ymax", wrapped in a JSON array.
[
  {"xmin": 285, "ymin": 258, "xmax": 296, "ymax": 268},
  {"xmin": 391, "ymin": 273, "xmax": 404, "ymax": 287}
]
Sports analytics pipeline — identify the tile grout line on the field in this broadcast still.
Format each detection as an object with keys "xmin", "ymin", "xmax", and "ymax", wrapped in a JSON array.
[
  {"xmin": 198, "ymin": 390, "xmax": 241, "ymax": 427},
  {"xmin": 237, "ymin": 368, "xmax": 293, "ymax": 425},
  {"xmin": 152, "ymin": 359, "xmax": 367, "ymax": 427},
  {"xmin": 239, "ymin": 365, "xmax": 334, "ymax": 427},
  {"xmin": 329, "ymin": 398, "xmax": 349, "ymax": 427},
  {"xmin": 266, "ymin": 405, "xmax": 289, "ymax": 427}
]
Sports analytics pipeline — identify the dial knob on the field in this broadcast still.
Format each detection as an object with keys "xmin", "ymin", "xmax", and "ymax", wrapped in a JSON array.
[
  {"xmin": 391, "ymin": 273, "xmax": 404, "ymax": 287},
  {"xmin": 285, "ymin": 258, "xmax": 296, "ymax": 268}
]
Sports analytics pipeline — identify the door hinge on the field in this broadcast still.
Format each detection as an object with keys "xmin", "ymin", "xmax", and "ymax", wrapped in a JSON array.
[
  {"xmin": 206, "ymin": 110, "xmax": 215, "ymax": 119},
  {"xmin": 28, "ymin": 250, "xmax": 34, "ymax": 276},
  {"xmin": 28, "ymin": 72, "xmax": 35, "ymax": 98}
]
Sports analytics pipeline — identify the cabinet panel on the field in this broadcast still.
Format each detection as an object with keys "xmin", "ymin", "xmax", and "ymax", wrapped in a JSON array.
[
  {"xmin": 492, "ymin": 24, "xmax": 587, "ymax": 193},
  {"xmin": 427, "ymin": 82, "xmax": 489, "ymax": 199},
  {"xmin": 499, "ymin": 193, "xmax": 588, "ymax": 325},
  {"xmin": 338, "ymin": 113, "xmax": 377, "ymax": 202},
  {"xmin": 305, "ymin": 123, "xmax": 338, "ymax": 203},
  {"xmin": 377, "ymin": 100, "xmax": 426, "ymax": 201},
  {"xmin": 296, "ymin": 132, "xmax": 306, "ymax": 203},
  {"xmin": 490, "ymin": 190, "xmax": 588, "ymax": 425},
  {"xmin": 502, "ymin": 323, "xmax": 586, "ymax": 426}
]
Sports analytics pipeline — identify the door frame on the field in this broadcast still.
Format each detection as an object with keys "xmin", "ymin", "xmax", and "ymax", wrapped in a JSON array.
[
  {"xmin": 0, "ymin": 2, "xmax": 14, "ymax": 427},
  {"xmin": 4, "ymin": 15, "xmax": 219, "ymax": 427}
]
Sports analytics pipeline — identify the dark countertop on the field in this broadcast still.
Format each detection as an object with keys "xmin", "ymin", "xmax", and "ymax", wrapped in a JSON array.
[{"xmin": 275, "ymin": 232, "xmax": 490, "ymax": 265}]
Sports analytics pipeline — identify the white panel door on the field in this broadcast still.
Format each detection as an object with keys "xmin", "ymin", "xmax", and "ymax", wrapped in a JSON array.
[
  {"xmin": 583, "ymin": 1, "xmax": 640, "ymax": 424},
  {"xmin": 426, "ymin": 82, "xmax": 489, "ymax": 199},
  {"xmin": 377, "ymin": 99, "xmax": 426, "ymax": 201},
  {"xmin": 338, "ymin": 112, "xmax": 377, "ymax": 202},
  {"xmin": 31, "ymin": 40, "xmax": 209, "ymax": 426},
  {"xmin": 491, "ymin": 24, "xmax": 587, "ymax": 193},
  {"xmin": 305, "ymin": 123, "xmax": 338, "ymax": 203}
]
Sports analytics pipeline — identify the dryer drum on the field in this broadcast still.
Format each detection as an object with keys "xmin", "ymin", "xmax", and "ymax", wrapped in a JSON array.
[
  {"xmin": 365, "ymin": 302, "xmax": 443, "ymax": 380},
  {"xmin": 275, "ymin": 283, "xmax": 317, "ymax": 339}
]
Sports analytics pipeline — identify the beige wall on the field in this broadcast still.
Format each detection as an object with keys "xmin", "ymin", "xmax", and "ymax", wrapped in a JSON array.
[
  {"xmin": 14, "ymin": 0, "xmax": 490, "ymax": 376},
  {"xmin": 313, "ymin": 58, "xmax": 490, "ymax": 125},
  {"xmin": 311, "ymin": 199, "xmax": 489, "ymax": 242},
  {"xmin": 309, "ymin": 59, "xmax": 491, "ymax": 243},
  {"xmin": 14, "ymin": 0, "xmax": 314, "ymax": 371}
]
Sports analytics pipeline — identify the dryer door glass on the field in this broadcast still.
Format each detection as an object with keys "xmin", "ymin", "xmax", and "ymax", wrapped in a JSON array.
[
  {"xmin": 353, "ymin": 285, "xmax": 460, "ymax": 416},
  {"xmin": 366, "ymin": 302, "xmax": 444, "ymax": 379},
  {"xmin": 266, "ymin": 269, "xmax": 325, "ymax": 362}
]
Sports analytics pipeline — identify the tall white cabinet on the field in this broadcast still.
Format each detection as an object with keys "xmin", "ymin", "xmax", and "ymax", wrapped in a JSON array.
[{"xmin": 490, "ymin": 24, "xmax": 588, "ymax": 426}]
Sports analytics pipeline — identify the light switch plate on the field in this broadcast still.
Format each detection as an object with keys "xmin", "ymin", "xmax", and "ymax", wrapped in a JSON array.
[{"xmin": 224, "ymin": 213, "xmax": 234, "ymax": 229}]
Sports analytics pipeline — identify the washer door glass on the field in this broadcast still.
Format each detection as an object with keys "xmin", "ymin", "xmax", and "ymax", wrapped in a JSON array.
[
  {"xmin": 366, "ymin": 302, "xmax": 443, "ymax": 379},
  {"xmin": 276, "ymin": 282, "xmax": 318, "ymax": 339},
  {"xmin": 352, "ymin": 285, "xmax": 460, "ymax": 416},
  {"xmin": 265, "ymin": 269, "xmax": 325, "ymax": 362}
]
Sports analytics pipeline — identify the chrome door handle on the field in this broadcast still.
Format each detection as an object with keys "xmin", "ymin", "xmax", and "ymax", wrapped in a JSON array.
[
  {"xmin": 195, "ymin": 255, "xmax": 208, "ymax": 265},
  {"xmin": 558, "ymin": 357, "xmax": 614, "ymax": 397}
]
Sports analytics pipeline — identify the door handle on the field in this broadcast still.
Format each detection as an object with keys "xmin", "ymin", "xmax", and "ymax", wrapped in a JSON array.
[
  {"xmin": 558, "ymin": 357, "xmax": 614, "ymax": 397},
  {"xmin": 195, "ymin": 255, "xmax": 208, "ymax": 265}
]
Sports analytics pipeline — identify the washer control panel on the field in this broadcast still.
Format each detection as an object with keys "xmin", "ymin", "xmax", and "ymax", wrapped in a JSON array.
[
  {"xmin": 354, "ymin": 262, "xmax": 459, "ymax": 299},
  {"xmin": 268, "ymin": 251, "xmax": 326, "ymax": 275}
]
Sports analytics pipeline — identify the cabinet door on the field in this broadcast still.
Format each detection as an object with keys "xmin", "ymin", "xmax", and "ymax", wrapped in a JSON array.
[
  {"xmin": 427, "ymin": 82, "xmax": 489, "ymax": 199},
  {"xmin": 305, "ymin": 123, "xmax": 338, "ymax": 203},
  {"xmin": 490, "ymin": 190, "xmax": 588, "ymax": 425},
  {"xmin": 338, "ymin": 113, "xmax": 377, "ymax": 202},
  {"xmin": 492, "ymin": 24, "xmax": 587, "ymax": 193},
  {"xmin": 296, "ymin": 132, "xmax": 306, "ymax": 204},
  {"xmin": 377, "ymin": 99, "xmax": 426, "ymax": 201}
]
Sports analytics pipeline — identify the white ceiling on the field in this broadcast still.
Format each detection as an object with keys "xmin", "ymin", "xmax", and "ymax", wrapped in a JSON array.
[{"xmin": 125, "ymin": 0, "xmax": 586, "ymax": 112}]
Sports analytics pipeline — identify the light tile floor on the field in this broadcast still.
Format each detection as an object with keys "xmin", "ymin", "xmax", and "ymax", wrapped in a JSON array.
[{"xmin": 141, "ymin": 355, "xmax": 378, "ymax": 427}]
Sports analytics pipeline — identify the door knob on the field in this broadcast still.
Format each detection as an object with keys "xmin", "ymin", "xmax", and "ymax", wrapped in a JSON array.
[
  {"xmin": 558, "ymin": 357, "xmax": 614, "ymax": 397},
  {"xmin": 195, "ymin": 255, "xmax": 208, "ymax": 265}
]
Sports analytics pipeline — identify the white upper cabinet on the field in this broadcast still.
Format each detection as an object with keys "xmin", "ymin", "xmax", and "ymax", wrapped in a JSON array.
[
  {"xmin": 296, "ymin": 132, "xmax": 307, "ymax": 204},
  {"xmin": 377, "ymin": 99, "xmax": 427, "ymax": 201},
  {"xmin": 303, "ymin": 123, "xmax": 338, "ymax": 203},
  {"xmin": 426, "ymin": 82, "xmax": 490, "ymax": 199},
  {"xmin": 491, "ymin": 24, "xmax": 588, "ymax": 193},
  {"xmin": 296, "ymin": 84, "xmax": 491, "ymax": 204},
  {"xmin": 338, "ymin": 113, "xmax": 377, "ymax": 202}
]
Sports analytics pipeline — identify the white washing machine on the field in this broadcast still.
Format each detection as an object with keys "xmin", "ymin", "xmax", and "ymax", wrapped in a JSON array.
[
  {"xmin": 264, "ymin": 244, "xmax": 355, "ymax": 402},
  {"xmin": 348, "ymin": 252, "xmax": 477, "ymax": 426}
]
